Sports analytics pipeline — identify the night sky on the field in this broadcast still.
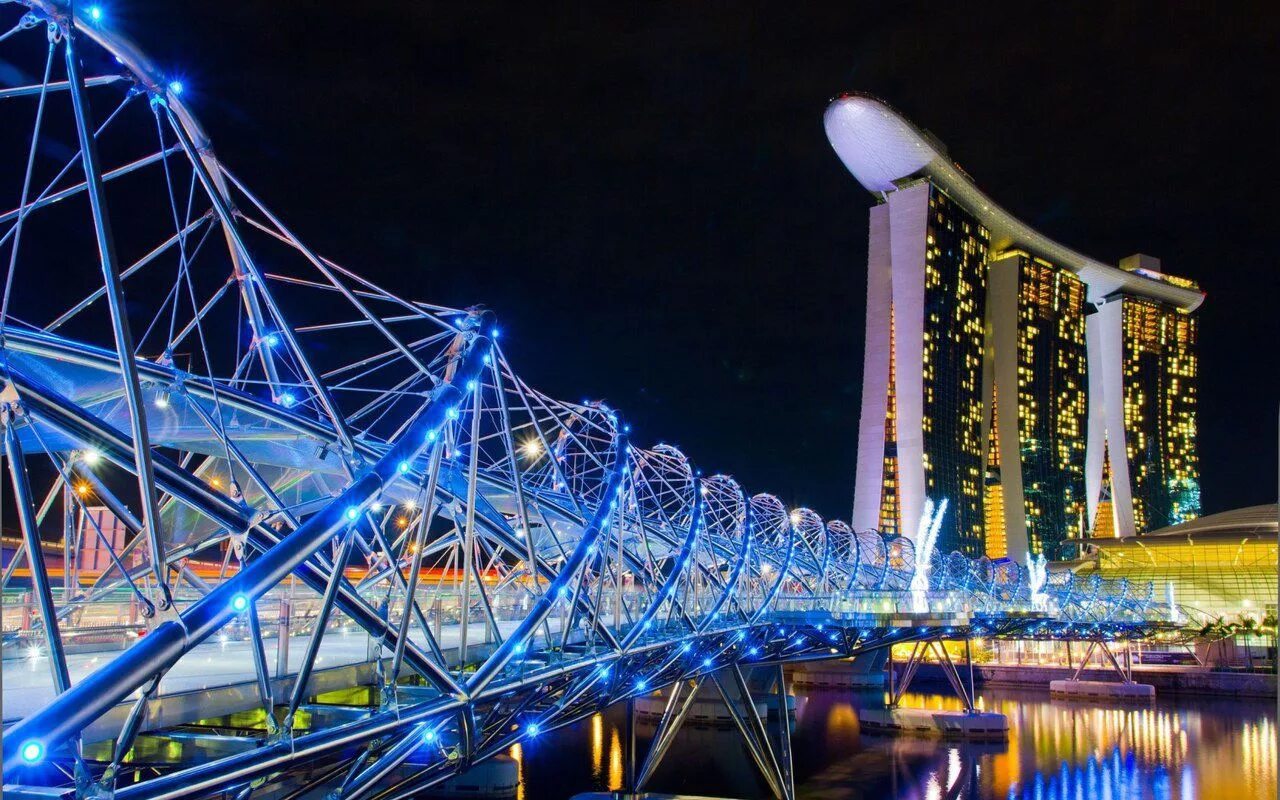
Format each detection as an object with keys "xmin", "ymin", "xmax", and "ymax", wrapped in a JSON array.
[{"xmin": 114, "ymin": 2, "xmax": 1276, "ymax": 521}]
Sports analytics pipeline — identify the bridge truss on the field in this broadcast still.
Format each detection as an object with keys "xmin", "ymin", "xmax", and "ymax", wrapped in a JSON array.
[{"xmin": 0, "ymin": 3, "xmax": 1175, "ymax": 799}]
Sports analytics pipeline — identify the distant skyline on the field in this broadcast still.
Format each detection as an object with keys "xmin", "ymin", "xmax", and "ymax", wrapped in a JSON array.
[{"xmin": 118, "ymin": 3, "xmax": 1277, "ymax": 521}]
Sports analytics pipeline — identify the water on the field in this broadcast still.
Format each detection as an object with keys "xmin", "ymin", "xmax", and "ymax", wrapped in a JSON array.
[{"xmin": 500, "ymin": 682, "xmax": 1276, "ymax": 800}]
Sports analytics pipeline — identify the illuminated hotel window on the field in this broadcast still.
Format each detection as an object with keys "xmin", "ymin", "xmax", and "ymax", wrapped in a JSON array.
[
  {"xmin": 1120, "ymin": 297, "xmax": 1201, "ymax": 532},
  {"xmin": 1013, "ymin": 255, "xmax": 1087, "ymax": 557},
  {"xmin": 918, "ymin": 184, "xmax": 988, "ymax": 555},
  {"xmin": 879, "ymin": 306, "xmax": 901, "ymax": 536}
]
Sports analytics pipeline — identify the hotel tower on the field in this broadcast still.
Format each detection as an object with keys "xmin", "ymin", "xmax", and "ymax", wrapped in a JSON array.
[{"xmin": 825, "ymin": 94, "xmax": 1204, "ymax": 561}]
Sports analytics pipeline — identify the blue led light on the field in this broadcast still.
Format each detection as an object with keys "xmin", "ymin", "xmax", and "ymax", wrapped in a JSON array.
[
  {"xmin": 701, "ymin": 658, "xmax": 712, "ymax": 668},
  {"xmin": 748, "ymin": 647, "xmax": 759, "ymax": 657},
  {"xmin": 466, "ymin": 380, "xmax": 476, "ymax": 391},
  {"xmin": 280, "ymin": 392, "xmax": 296, "ymax": 408},
  {"xmin": 168, "ymin": 80, "xmax": 184, "ymax": 95},
  {"xmin": 635, "ymin": 679, "xmax": 647, "ymax": 691},
  {"xmin": 447, "ymin": 408, "xmax": 459, "ymax": 420},
  {"xmin": 398, "ymin": 461, "xmax": 410, "ymax": 474},
  {"xmin": 426, "ymin": 430, "xmax": 437, "ymax": 442},
  {"xmin": 87, "ymin": 6, "xmax": 103, "ymax": 22},
  {"xmin": 262, "ymin": 333, "xmax": 279, "ymax": 347},
  {"xmin": 490, "ymin": 327, "xmax": 500, "ymax": 338},
  {"xmin": 681, "ymin": 642, "xmax": 691, "ymax": 653},
  {"xmin": 20, "ymin": 740, "xmax": 44, "ymax": 764},
  {"xmin": 230, "ymin": 594, "xmax": 249, "ymax": 613},
  {"xmin": 345, "ymin": 507, "xmax": 359, "ymax": 521},
  {"xmin": 526, "ymin": 722, "xmax": 541, "ymax": 737},
  {"xmin": 423, "ymin": 729, "xmax": 437, "ymax": 743}
]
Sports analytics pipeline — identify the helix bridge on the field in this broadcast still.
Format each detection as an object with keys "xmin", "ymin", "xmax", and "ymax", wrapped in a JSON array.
[{"xmin": 0, "ymin": 3, "xmax": 1177, "ymax": 799}]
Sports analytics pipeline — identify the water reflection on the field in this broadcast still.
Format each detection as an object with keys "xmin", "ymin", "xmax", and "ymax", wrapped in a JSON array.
[{"xmin": 510, "ymin": 683, "xmax": 1276, "ymax": 800}]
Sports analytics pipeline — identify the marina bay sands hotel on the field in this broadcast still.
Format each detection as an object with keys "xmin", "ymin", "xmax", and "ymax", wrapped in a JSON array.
[{"xmin": 825, "ymin": 93, "xmax": 1203, "ymax": 562}]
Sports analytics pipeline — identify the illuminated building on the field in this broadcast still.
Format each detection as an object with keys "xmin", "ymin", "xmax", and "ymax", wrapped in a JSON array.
[
  {"xmin": 1086, "ymin": 255, "xmax": 1202, "ymax": 535},
  {"xmin": 825, "ymin": 93, "xmax": 1204, "ymax": 558},
  {"xmin": 982, "ymin": 250, "xmax": 1089, "ymax": 559},
  {"xmin": 1077, "ymin": 504, "xmax": 1277, "ymax": 623},
  {"xmin": 847, "ymin": 177, "xmax": 988, "ymax": 554}
]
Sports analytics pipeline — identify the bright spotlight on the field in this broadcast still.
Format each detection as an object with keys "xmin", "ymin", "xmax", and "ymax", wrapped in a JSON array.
[
  {"xmin": 230, "ymin": 593, "xmax": 249, "ymax": 613},
  {"xmin": 82, "ymin": 449, "xmax": 102, "ymax": 466},
  {"xmin": 520, "ymin": 437, "xmax": 543, "ymax": 460},
  {"xmin": 20, "ymin": 740, "xmax": 44, "ymax": 764},
  {"xmin": 168, "ymin": 80, "xmax": 184, "ymax": 95},
  {"xmin": 87, "ymin": 6, "xmax": 103, "ymax": 22}
]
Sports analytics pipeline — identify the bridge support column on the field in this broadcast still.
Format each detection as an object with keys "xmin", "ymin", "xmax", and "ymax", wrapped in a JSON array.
[
  {"xmin": 625, "ymin": 696, "xmax": 636, "ymax": 793},
  {"xmin": 867, "ymin": 636, "xmax": 1008, "ymax": 741},
  {"xmin": 712, "ymin": 667, "xmax": 791, "ymax": 800},
  {"xmin": 1052, "ymin": 637, "xmax": 1156, "ymax": 701},
  {"xmin": 634, "ymin": 670, "xmax": 794, "ymax": 800},
  {"xmin": 774, "ymin": 663, "xmax": 794, "ymax": 799},
  {"xmin": 635, "ymin": 678, "xmax": 701, "ymax": 791}
]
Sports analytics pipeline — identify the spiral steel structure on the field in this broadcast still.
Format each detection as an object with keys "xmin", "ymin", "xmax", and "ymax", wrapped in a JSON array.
[{"xmin": 0, "ymin": 5, "xmax": 1173, "ymax": 799}]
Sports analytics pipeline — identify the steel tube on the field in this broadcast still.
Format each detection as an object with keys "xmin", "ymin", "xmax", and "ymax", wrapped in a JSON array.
[
  {"xmin": 65, "ymin": 19, "xmax": 172, "ymax": 609},
  {"xmin": 4, "ymin": 420, "xmax": 72, "ymax": 694},
  {"xmin": 0, "ymin": 321, "xmax": 493, "ymax": 770}
]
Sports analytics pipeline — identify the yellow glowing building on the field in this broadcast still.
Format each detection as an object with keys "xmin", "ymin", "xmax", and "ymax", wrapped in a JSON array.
[
  {"xmin": 827, "ymin": 93, "xmax": 1205, "ymax": 560},
  {"xmin": 1075, "ymin": 504, "xmax": 1276, "ymax": 624}
]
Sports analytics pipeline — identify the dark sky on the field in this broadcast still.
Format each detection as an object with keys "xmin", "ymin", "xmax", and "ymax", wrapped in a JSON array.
[{"xmin": 119, "ymin": 2, "xmax": 1277, "ymax": 521}]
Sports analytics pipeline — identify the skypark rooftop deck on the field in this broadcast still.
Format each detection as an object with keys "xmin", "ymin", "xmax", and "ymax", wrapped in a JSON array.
[{"xmin": 824, "ymin": 92, "xmax": 1205, "ymax": 311}]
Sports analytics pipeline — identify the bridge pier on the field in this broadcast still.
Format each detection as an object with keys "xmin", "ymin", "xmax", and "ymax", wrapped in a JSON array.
[
  {"xmin": 634, "ymin": 666, "xmax": 796, "ymax": 800},
  {"xmin": 861, "ymin": 635, "xmax": 1009, "ymax": 741},
  {"xmin": 1049, "ymin": 637, "xmax": 1155, "ymax": 701}
]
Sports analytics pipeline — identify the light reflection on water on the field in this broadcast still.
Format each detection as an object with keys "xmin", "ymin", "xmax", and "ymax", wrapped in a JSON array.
[{"xmin": 506, "ymin": 683, "xmax": 1275, "ymax": 800}]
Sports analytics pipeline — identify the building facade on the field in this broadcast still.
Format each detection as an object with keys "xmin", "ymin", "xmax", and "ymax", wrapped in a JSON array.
[
  {"xmin": 1086, "ymin": 255, "xmax": 1201, "ymax": 537},
  {"xmin": 853, "ymin": 181, "xmax": 989, "ymax": 555},
  {"xmin": 982, "ymin": 251, "xmax": 1089, "ymax": 559},
  {"xmin": 826, "ymin": 93, "xmax": 1204, "ymax": 561}
]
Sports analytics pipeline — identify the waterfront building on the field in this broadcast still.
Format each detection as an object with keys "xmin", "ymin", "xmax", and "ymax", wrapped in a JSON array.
[
  {"xmin": 1075, "ymin": 504, "xmax": 1277, "ymax": 624},
  {"xmin": 982, "ymin": 250, "xmax": 1089, "ymax": 559},
  {"xmin": 825, "ymin": 93, "xmax": 1204, "ymax": 559}
]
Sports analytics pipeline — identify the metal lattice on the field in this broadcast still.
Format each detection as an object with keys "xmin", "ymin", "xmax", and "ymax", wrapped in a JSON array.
[{"xmin": 0, "ymin": 5, "xmax": 1174, "ymax": 799}]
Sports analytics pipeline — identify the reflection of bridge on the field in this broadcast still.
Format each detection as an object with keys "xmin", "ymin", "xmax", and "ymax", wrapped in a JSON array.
[{"xmin": 0, "ymin": 4, "xmax": 1174, "ymax": 798}]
